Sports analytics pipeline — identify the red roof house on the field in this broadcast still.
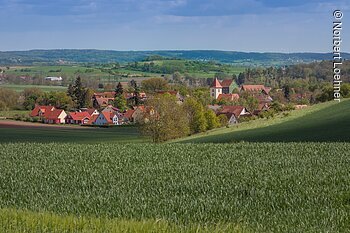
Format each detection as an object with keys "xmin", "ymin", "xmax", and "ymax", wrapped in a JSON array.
[
  {"xmin": 217, "ymin": 105, "xmax": 251, "ymax": 124},
  {"xmin": 66, "ymin": 112, "xmax": 91, "ymax": 125},
  {"xmin": 217, "ymin": 93, "xmax": 240, "ymax": 102},
  {"xmin": 43, "ymin": 109, "xmax": 67, "ymax": 124},
  {"xmin": 30, "ymin": 105, "xmax": 55, "ymax": 117}
]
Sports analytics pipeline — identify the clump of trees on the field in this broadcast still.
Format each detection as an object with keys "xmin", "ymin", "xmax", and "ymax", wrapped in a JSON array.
[
  {"xmin": 67, "ymin": 76, "xmax": 94, "ymax": 109},
  {"xmin": 0, "ymin": 88, "xmax": 20, "ymax": 110},
  {"xmin": 140, "ymin": 95, "xmax": 223, "ymax": 143}
]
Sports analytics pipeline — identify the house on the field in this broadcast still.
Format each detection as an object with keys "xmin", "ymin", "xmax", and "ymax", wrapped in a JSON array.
[
  {"xmin": 43, "ymin": 109, "xmax": 67, "ymax": 124},
  {"xmin": 207, "ymin": 105, "xmax": 222, "ymax": 113},
  {"xmin": 217, "ymin": 93, "xmax": 239, "ymax": 102},
  {"xmin": 66, "ymin": 112, "xmax": 90, "ymax": 125},
  {"xmin": 102, "ymin": 105, "xmax": 119, "ymax": 114},
  {"xmin": 132, "ymin": 106, "xmax": 156, "ymax": 124},
  {"xmin": 253, "ymin": 103, "xmax": 270, "ymax": 115},
  {"xmin": 93, "ymin": 97, "xmax": 115, "ymax": 108},
  {"xmin": 30, "ymin": 105, "xmax": 55, "ymax": 118},
  {"xmin": 240, "ymin": 85, "xmax": 271, "ymax": 95},
  {"xmin": 123, "ymin": 109, "xmax": 136, "ymax": 123},
  {"xmin": 217, "ymin": 105, "xmax": 251, "ymax": 124},
  {"xmin": 92, "ymin": 112, "xmax": 120, "ymax": 126},
  {"xmin": 87, "ymin": 114, "xmax": 99, "ymax": 125},
  {"xmin": 45, "ymin": 76, "xmax": 63, "ymax": 81},
  {"xmin": 210, "ymin": 78, "xmax": 239, "ymax": 99},
  {"xmin": 221, "ymin": 79, "xmax": 238, "ymax": 94},
  {"xmin": 210, "ymin": 78, "xmax": 223, "ymax": 99},
  {"xmin": 80, "ymin": 108, "xmax": 99, "ymax": 116}
]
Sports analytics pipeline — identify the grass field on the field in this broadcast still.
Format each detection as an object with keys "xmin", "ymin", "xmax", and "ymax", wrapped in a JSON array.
[
  {"xmin": 0, "ymin": 84, "xmax": 67, "ymax": 92},
  {"xmin": 175, "ymin": 99, "xmax": 350, "ymax": 143},
  {"xmin": 0, "ymin": 143, "xmax": 349, "ymax": 232},
  {"xmin": 0, "ymin": 123, "xmax": 145, "ymax": 143},
  {"xmin": 0, "ymin": 110, "xmax": 29, "ymax": 118}
]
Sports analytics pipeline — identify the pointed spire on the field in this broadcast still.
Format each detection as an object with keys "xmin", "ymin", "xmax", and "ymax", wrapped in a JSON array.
[{"xmin": 211, "ymin": 78, "xmax": 222, "ymax": 88}]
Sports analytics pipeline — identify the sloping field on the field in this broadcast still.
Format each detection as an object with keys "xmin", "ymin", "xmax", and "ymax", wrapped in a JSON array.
[
  {"xmin": 176, "ymin": 99, "xmax": 350, "ymax": 143},
  {"xmin": 0, "ymin": 143, "xmax": 349, "ymax": 232}
]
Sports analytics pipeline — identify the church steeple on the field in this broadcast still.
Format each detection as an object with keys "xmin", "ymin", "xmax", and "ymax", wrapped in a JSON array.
[{"xmin": 210, "ymin": 78, "xmax": 222, "ymax": 99}]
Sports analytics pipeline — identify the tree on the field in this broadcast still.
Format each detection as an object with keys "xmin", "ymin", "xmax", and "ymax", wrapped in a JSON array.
[
  {"xmin": 141, "ymin": 78, "xmax": 169, "ymax": 92},
  {"xmin": 183, "ymin": 97, "xmax": 207, "ymax": 134},
  {"xmin": 115, "ymin": 82, "xmax": 124, "ymax": 96},
  {"xmin": 237, "ymin": 73, "xmax": 245, "ymax": 85},
  {"xmin": 218, "ymin": 114, "xmax": 228, "ymax": 127},
  {"xmin": 22, "ymin": 88, "xmax": 44, "ymax": 110},
  {"xmin": 130, "ymin": 79, "xmax": 141, "ymax": 106},
  {"xmin": 114, "ymin": 95, "xmax": 128, "ymax": 112},
  {"xmin": 72, "ymin": 76, "xmax": 86, "ymax": 109},
  {"xmin": 0, "ymin": 88, "xmax": 19, "ymax": 110},
  {"xmin": 140, "ymin": 94, "xmax": 189, "ymax": 142},
  {"xmin": 283, "ymin": 84, "xmax": 291, "ymax": 101},
  {"xmin": 205, "ymin": 109, "xmax": 220, "ymax": 130},
  {"xmin": 67, "ymin": 84, "xmax": 74, "ymax": 99}
]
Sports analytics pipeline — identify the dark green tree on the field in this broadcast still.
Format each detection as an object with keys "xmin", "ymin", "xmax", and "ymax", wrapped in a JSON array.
[
  {"xmin": 283, "ymin": 84, "xmax": 291, "ymax": 101},
  {"xmin": 115, "ymin": 82, "xmax": 124, "ymax": 97},
  {"xmin": 73, "ymin": 76, "xmax": 86, "ymax": 109}
]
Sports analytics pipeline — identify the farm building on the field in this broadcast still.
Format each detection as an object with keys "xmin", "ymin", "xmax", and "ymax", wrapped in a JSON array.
[{"xmin": 45, "ymin": 76, "xmax": 63, "ymax": 81}]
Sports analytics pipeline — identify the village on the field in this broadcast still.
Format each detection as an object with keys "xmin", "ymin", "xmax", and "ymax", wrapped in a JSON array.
[{"xmin": 28, "ymin": 77, "xmax": 287, "ymax": 127}]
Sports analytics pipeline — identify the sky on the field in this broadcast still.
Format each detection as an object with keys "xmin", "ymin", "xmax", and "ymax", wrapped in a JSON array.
[{"xmin": 0, "ymin": 0, "xmax": 349, "ymax": 52}]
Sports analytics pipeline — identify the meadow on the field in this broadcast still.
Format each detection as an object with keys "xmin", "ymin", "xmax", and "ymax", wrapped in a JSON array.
[
  {"xmin": 0, "ymin": 143, "xmax": 349, "ymax": 232},
  {"xmin": 176, "ymin": 99, "xmax": 350, "ymax": 143},
  {"xmin": 0, "ymin": 84, "xmax": 67, "ymax": 92}
]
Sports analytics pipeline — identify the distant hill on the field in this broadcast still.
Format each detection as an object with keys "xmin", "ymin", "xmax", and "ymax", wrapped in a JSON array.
[
  {"xmin": 175, "ymin": 99, "xmax": 350, "ymax": 143},
  {"xmin": 1, "ymin": 49, "xmax": 349, "ymax": 66}
]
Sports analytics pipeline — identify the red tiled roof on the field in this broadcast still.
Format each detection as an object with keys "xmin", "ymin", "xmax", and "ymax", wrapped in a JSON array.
[
  {"xmin": 241, "ymin": 85, "xmax": 271, "ymax": 94},
  {"xmin": 68, "ymin": 112, "xmax": 90, "ymax": 121},
  {"xmin": 217, "ymin": 94, "xmax": 239, "ymax": 101},
  {"xmin": 45, "ymin": 109, "xmax": 65, "ymax": 120},
  {"xmin": 87, "ymin": 115, "xmax": 98, "ymax": 124},
  {"xmin": 211, "ymin": 78, "xmax": 222, "ymax": 88},
  {"xmin": 218, "ymin": 105, "xmax": 247, "ymax": 118},
  {"xmin": 96, "ymin": 97, "xmax": 114, "ymax": 107},
  {"xmin": 101, "ymin": 112, "xmax": 117, "ymax": 124},
  {"xmin": 84, "ymin": 108, "xmax": 98, "ymax": 116},
  {"xmin": 123, "ymin": 109, "xmax": 135, "ymax": 119},
  {"xmin": 30, "ymin": 105, "xmax": 55, "ymax": 117},
  {"xmin": 220, "ymin": 79, "xmax": 233, "ymax": 87}
]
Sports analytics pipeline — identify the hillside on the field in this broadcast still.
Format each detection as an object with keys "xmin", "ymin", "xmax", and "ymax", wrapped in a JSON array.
[
  {"xmin": 1, "ymin": 49, "xmax": 350, "ymax": 66},
  {"xmin": 176, "ymin": 99, "xmax": 350, "ymax": 143}
]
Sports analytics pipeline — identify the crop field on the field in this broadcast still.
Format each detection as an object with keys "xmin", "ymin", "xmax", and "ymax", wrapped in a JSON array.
[
  {"xmin": 0, "ymin": 121, "xmax": 145, "ymax": 143},
  {"xmin": 0, "ymin": 142, "xmax": 349, "ymax": 232}
]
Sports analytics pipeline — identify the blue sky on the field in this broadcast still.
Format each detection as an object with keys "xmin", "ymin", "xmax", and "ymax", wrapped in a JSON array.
[{"xmin": 0, "ymin": 0, "xmax": 349, "ymax": 52}]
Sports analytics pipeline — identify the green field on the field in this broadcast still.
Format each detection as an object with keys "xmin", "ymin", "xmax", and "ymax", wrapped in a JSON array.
[
  {"xmin": 0, "ymin": 124, "xmax": 145, "ymax": 143},
  {"xmin": 176, "ymin": 99, "xmax": 350, "ymax": 143},
  {"xmin": 0, "ymin": 143, "xmax": 349, "ymax": 232},
  {"xmin": 0, "ymin": 84, "xmax": 68, "ymax": 92}
]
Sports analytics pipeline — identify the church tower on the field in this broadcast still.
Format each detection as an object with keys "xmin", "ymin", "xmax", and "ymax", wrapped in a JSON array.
[{"xmin": 210, "ymin": 78, "xmax": 222, "ymax": 99}]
